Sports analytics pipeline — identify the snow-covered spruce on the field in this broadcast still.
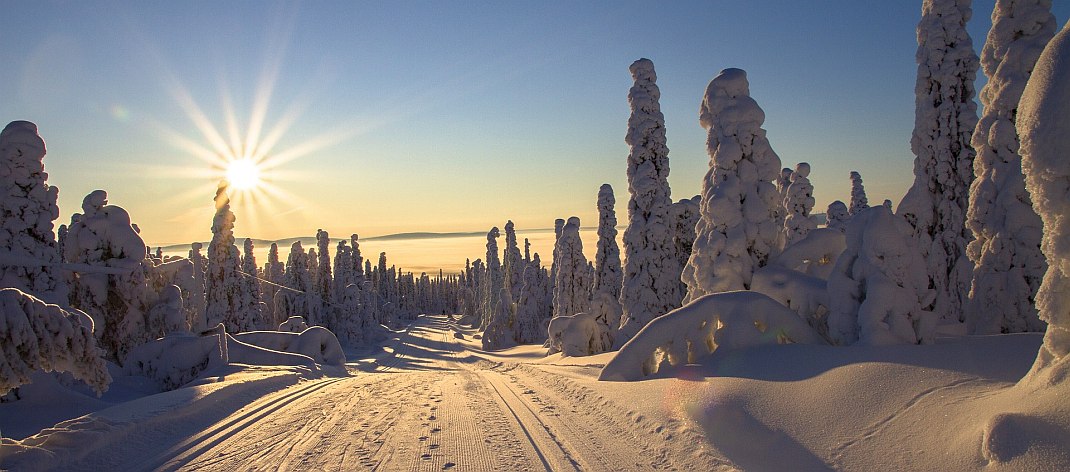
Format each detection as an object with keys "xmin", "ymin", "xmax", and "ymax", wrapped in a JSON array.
[
  {"xmin": 828, "ymin": 206, "xmax": 937, "ymax": 345},
  {"xmin": 825, "ymin": 200, "xmax": 850, "ymax": 231},
  {"xmin": 503, "ymin": 220, "xmax": 524, "ymax": 304},
  {"xmin": 896, "ymin": 0, "xmax": 979, "ymax": 322},
  {"xmin": 617, "ymin": 58, "xmax": 682, "ymax": 347},
  {"xmin": 681, "ymin": 68, "xmax": 783, "ymax": 304},
  {"xmin": 547, "ymin": 311, "xmax": 611, "ymax": 357},
  {"xmin": 0, "ymin": 121, "xmax": 67, "ymax": 305},
  {"xmin": 670, "ymin": 195, "xmax": 700, "ymax": 302},
  {"xmin": 314, "ymin": 229, "xmax": 332, "ymax": 329},
  {"xmin": 0, "ymin": 288, "xmax": 111, "ymax": 396},
  {"xmin": 965, "ymin": 0, "xmax": 1054, "ymax": 335},
  {"xmin": 263, "ymin": 242, "xmax": 284, "ymax": 327},
  {"xmin": 187, "ymin": 242, "xmax": 207, "ymax": 331},
  {"xmin": 64, "ymin": 190, "xmax": 151, "ymax": 362},
  {"xmin": 599, "ymin": 291, "xmax": 823, "ymax": 381},
  {"xmin": 589, "ymin": 185, "xmax": 623, "ymax": 339},
  {"xmin": 1017, "ymin": 19, "xmax": 1070, "ymax": 380},
  {"xmin": 241, "ymin": 238, "xmax": 265, "ymax": 329},
  {"xmin": 552, "ymin": 217, "xmax": 591, "ymax": 320},
  {"xmin": 783, "ymin": 163, "xmax": 817, "ymax": 246},
  {"xmin": 205, "ymin": 183, "xmax": 254, "ymax": 333},
  {"xmin": 277, "ymin": 241, "xmax": 314, "ymax": 327},
  {"xmin": 848, "ymin": 171, "xmax": 869, "ymax": 215},
  {"xmin": 513, "ymin": 263, "xmax": 546, "ymax": 344},
  {"xmin": 771, "ymin": 227, "xmax": 846, "ymax": 281},
  {"xmin": 481, "ymin": 227, "xmax": 510, "ymax": 348}
]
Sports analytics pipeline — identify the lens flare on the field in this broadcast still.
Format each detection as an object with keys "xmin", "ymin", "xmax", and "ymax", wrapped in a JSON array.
[{"xmin": 225, "ymin": 158, "xmax": 262, "ymax": 191}]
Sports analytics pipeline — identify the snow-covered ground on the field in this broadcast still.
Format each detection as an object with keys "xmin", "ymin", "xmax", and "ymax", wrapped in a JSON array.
[{"xmin": 2, "ymin": 314, "xmax": 1063, "ymax": 471}]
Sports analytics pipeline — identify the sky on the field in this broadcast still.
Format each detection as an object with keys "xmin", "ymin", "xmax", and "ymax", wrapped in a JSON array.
[{"xmin": 2, "ymin": 1, "xmax": 1068, "ymax": 247}]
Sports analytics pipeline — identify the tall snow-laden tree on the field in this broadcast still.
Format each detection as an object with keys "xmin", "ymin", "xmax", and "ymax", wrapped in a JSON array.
[
  {"xmin": 783, "ymin": 163, "xmax": 817, "ymax": 247},
  {"xmin": 314, "ymin": 229, "xmax": 332, "ymax": 328},
  {"xmin": 670, "ymin": 195, "xmax": 700, "ymax": 303},
  {"xmin": 0, "ymin": 121, "xmax": 67, "ymax": 305},
  {"xmin": 205, "ymin": 183, "xmax": 253, "ymax": 333},
  {"xmin": 482, "ymin": 227, "xmax": 503, "ymax": 330},
  {"xmin": 848, "ymin": 171, "xmax": 869, "ymax": 215},
  {"xmin": 241, "ymin": 238, "xmax": 264, "ymax": 329},
  {"xmin": 553, "ymin": 217, "xmax": 591, "ymax": 319},
  {"xmin": 513, "ymin": 263, "xmax": 545, "ymax": 344},
  {"xmin": 503, "ymin": 220, "xmax": 523, "ymax": 303},
  {"xmin": 896, "ymin": 0, "xmax": 980, "ymax": 322},
  {"xmin": 278, "ymin": 241, "xmax": 313, "ymax": 327},
  {"xmin": 188, "ymin": 242, "xmax": 207, "ymax": 330},
  {"xmin": 591, "ymin": 185, "xmax": 624, "ymax": 348},
  {"xmin": 965, "ymin": 0, "xmax": 1054, "ymax": 335},
  {"xmin": 263, "ymin": 242, "xmax": 284, "ymax": 326},
  {"xmin": 1017, "ymin": 19, "xmax": 1070, "ymax": 380},
  {"xmin": 617, "ymin": 58, "xmax": 681, "ymax": 346},
  {"xmin": 826, "ymin": 200, "xmax": 850, "ymax": 232},
  {"xmin": 681, "ymin": 68, "xmax": 783, "ymax": 304}
]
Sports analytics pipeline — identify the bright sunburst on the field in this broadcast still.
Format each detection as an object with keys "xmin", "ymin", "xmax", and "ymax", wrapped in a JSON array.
[{"xmin": 225, "ymin": 158, "xmax": 262, "ymax": 191}]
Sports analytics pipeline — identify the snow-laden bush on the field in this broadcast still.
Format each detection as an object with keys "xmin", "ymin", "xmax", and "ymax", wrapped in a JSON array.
[
  {"xmin": 599, "ymin": 291, "xmax": 824, "ymax": 381},
  {"xmin": 965, "ymin": 0, "xmax": 1054, "ymax": 335},
  {"xmin": 234, "ymin": 326, "xmax": 346, "ymax": 366},
  {"xmin": 827, "ymin": 206, "xmax": 937, "ymax": 346},
  {"xmin": 279, "ymin": 315, "xmax": 309, "ymax": 333},
  {"xmin": 547, "ymin": 311, "xmax": 612, "ymax": 357},
  {"xmin": 782, "ymin": 163, "xmax": 817, "ymax": 246},
  {"xmin": 0, "ymin": 288, "xmax": 110, "ymax": 396},
  {"xmin": 123, "ymin": 332, "xmax": 227, "ymax": 391},
  {"xmin": 751, "ymin": 265, "xmax": 830, "ymax": 341},
  {"xmin": 825, "ymin": 201, "xmax": 850, "ymax": 231},
  {"xmin": 1018, "ymin": 19, "xmax": 1070, "ymax": 380}
]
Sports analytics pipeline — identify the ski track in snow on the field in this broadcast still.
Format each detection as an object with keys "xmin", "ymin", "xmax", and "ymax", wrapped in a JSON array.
[{"xmin": 55, "ymin": 315, "xmax": 709, "ymax": 471}]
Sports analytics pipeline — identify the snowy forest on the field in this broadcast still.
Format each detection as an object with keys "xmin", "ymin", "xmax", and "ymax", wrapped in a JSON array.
[{"xmin": 2, "ymin": 0, "xmax": 1070, "ymax": 470}]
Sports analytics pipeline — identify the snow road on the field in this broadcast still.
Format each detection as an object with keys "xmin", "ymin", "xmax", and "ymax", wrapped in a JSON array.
[{"xmin": 146, "ymin": 316, "xmax": 676, "ymax": 471}]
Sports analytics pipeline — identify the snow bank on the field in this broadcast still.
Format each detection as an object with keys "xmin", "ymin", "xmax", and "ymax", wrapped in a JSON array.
[
  {"xmin": 233, "ymin": 327, "xmax": 346, "ymax": 366},
  {"xmin": 547, "ymin": 311, "xmax": 612, "ymax": 357},
  {"xmin": 123, "ymin": 332, "xmax": 227, "ymax": 391},
  {"xmin": 599, "ymin": 291, "xmax": 824, "ymax": 381},
  {"xmin": 278, "ymin": 315, "xmax": 308, "ymax": 333},
  {"xmin": 0, "ymin": 288, "xmax": 110, "ymax": 396},
  {"xmin": 751, "ymin": 265, "xmax": 829, "ymax": 339}
]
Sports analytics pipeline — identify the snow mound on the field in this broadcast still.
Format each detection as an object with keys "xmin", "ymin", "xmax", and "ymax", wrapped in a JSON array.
[
  {"xmin": 600, "ymin": 291, "xmax": 824, "ymax": 381},
  {"xmin": 123, "ymin": 332, "xmax": 227, "ymax": 391},
  {"xmin": 234, "ymin": 327, "xmax": 346, "ymax": 366},
  {"xmin": 546, "ymin": 311, "xmax": 612, "ymax": 357}
]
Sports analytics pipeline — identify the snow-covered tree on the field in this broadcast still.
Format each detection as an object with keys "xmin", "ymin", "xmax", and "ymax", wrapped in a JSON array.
[
  {"xmin": 277, "ymin": 241, "xmax": 313, "ymax": 327},
  {"xmin": 828, "ymin": 206, "xmax": 937, "ymax": 345},
  {"xmin": 64, "ymin": 190, "xmax": 150, "ymax": 362},
  {"xmin": 0, "ymin": 121, "xmax": 67, "ymax": 305},
  {"xmin": 681, "ymin": 68, "xmax": 783, "ymax": 303},
  {"xmin": 514, "ymin": 263, "xmax": 545, "ymax": 344},
  {"xmin": 1017, "ymin": 19, "xmax": 1070, "ymax": 379},
  {"xmin": 848, "ymin": 171, "xmax": 869, "ymax": 215},
  {"xmin": 783, "ymin": 163, "xmax": 817, "ymax": 246},
  {"xmin": 617, "ymin": 58, "xmax": 682, "ymax": 346},
  {"xmin": 482, "ymin": 227, "xmax": 503, "ymax": 330},
  {"xmin": 592, "ymin": 185, "xmax": 623, "ymax": 303},
  {"xmin": 241, "ymin": 238, "xmax": 264, "ymax": 329},
  {"xmin": 503, "ymin": 220, "xmax": 523, "ymax": 303},
  {"xmin": 205, "ymin": 183, "xmax": 253, "ymax": 333},
  {"xmin": 826, "ymin": 201, "xmax": 850, "ymax": 231},
  {"xmin": 896, "ymin": 0, "xmax": 980, "ymax": 322},
  {"xmin": 314, "ymin": 229, "xmax": 332, "ymax": 329},
  {"xmin": 670, "ymin": 195, "xmax": 700, "ymax": 302},
  {"xmin": 965, "ymin": 0, "xmax": 1054, "ymax": 335},
  {"xmin": 262, "ymin": 242, "xmax": 284, "ymax": 326},
  {"xmin": 0, "ymin": 288, "xmax": 111, "ymax": 396},
  {"xmin": 188, "ymin": 242, "xmax": 207, "ymax": 330},
  {"xmin": 553, "ymin": 217, "xmax": 591, "ymax": 320}
]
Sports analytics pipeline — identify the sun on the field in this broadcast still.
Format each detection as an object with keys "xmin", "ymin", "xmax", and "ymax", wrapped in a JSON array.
[{"xmin": 225, "ymin": 158, "xmax": 262, "ymax": 191}]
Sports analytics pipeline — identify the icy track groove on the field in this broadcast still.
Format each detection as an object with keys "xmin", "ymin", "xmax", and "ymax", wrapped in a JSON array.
[{"xmin": 57, "ymin": 315, "xmax": 700, "ymax": 471}]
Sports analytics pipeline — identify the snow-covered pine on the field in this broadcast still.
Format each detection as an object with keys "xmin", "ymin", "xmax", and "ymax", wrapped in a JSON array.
[
  {"xmin": 681, "ymin": 68, "xmax": 783, "ymax": 304},
  {"xmin": 826, "ymin": 201, "xmax": 850, "ymax": 231},
  {"xmin": 1017, "ymin": 18, "xmax": 1070, "ymax": 379},
  {"xmin": 617, "ymin": 58, "xmax": 681, "ymax": 347},
  {"xmin": 514, "ymin": 263, "xmax": 545, "ymax": 344},
  {"xmin": 549, "ymin": 218, "xmax": 564, "ymax": 311},
  {"xmin": 848, "ymin": 171, "xmax": 869, "ymax": 215},
  {"xmin": 827, "ymin": 206, "xmax": 937, "ymax": 345},
  {"xmin": 333, "ymin": 239, "xmax": 352, "ymax": 304},
  {"xmin": 241, "ymin": 238, "xmax": 265, "ymax": 329},
  {"xmin": 188, "ymin": 242, "xmax": 207, "ymax": 331},
  {"xmin": 896, "ymin": 0, "xmax": 980, "ymax": 322},
  {"xmin": 503, "ymin": 220, "xmax": 524, "ymax": 303},
  {"xmin": 205, "ymin": 183, "xmax": 253, "ymax": 333},
  {"xmin": 263, "ymin": 242, "xmax": 284, "ymax": 327},
  {"xmin": 277, "ymin": 241, "xmax": 313, "ymax": 328},
  {"xmin": 783, "ymin": 163, "xmax": 817, "ymax": 247},
  {"xmin": 314, "ymin": 229, "xmax": 332, "ymax": 329},
  {"xmin": 553, "ymin": 217, "xmax": 591, "ymax": 320},
  {"xmin": 965, "ymin": 0, "xmax": 1054, "ymax": 335},
  {"xmin": 64, "ymin": 190, "xmax": 150, "ymax": 362},
  {"xmin": 0, "ymin": 288, "xmax": 111, "ymax": 396},
  {"xmin": 0, "ymin": 121, "xmax": 68, "ymax": 305},
  {"xmin": 351, "ymin": 234, "xmax": 364, "ymax": 282},
  {"xmin": 592, "ymin": 184, "xmax": 623, "ymax": 308},
  {"xmin": 482, "ymin": 227, "xmax": 503, "ymax": 331}
]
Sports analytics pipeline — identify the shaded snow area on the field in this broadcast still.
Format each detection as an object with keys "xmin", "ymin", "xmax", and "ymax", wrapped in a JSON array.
[{"xmin": 2, "ymin": 314, "xmax": 1064, "ymax": 471}]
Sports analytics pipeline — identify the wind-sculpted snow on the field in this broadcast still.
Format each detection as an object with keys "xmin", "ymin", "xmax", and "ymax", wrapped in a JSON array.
[
  {"xmin": 599, "ymin": 291, "xmax": 824, "ymax": 381},
  {"xmin": 546, "ymin": 310, "xmax": 611, "ymax": 357},
  {"xmin": 682, "ymin": 68, "xmax": 782, "ymax": 305},
  {"xmin": 966, "ymin": 0, "xmax": 1054, "ymax": 335},
  {"xmin": 235, "ymin": 326, "xmax": 346, "ymax": 366},
  {"xmin": 0, "ymin": 288, "xmax": 110, "ymax": 396},
  {"xmin": 1018, "ymin": 19, "xmax": 1070, "ymax": 378}
]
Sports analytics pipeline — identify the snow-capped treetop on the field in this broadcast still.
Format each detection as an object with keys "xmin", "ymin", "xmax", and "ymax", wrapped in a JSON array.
[
  {"xmin": 0, "ymin": 121, "xmax": 67, "ymax": 304},
  {"xmin": 618, "ymin": 58, "xmax": 681, "ymax": 346},
  {"xmin": 783, "ymin": 163, "xmax": 817, "ymax": 246},
  {"xmin": 848, "ymin": 171, "xmax": 868, "ymax": 215},
  {"xmin": 682, "ymin": 67, "xmax": 783, "ymax": 304},
  {"xmin": 965, "ymin": 0, "xmax": 1054, "ymax": 335},
  {"xmin": 503, "ymin": 220, "xmax": 523, "ymax": 300},
  {"xmin": 64, "ymin": 190, "xmax": 146, "ymax": 268},
  {"xmin": 553, "ymin": 216, "xmax": 590, "ymax": 319},
  {"xmin": 1018, "ymin": 19, "xmax": 1070, "ymax": 375},
  {"xmin": 826, "ymin": 201, "xmax": 850, "ymax": 231}
]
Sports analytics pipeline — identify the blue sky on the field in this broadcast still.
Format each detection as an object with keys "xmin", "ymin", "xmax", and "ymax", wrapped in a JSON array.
[{"xmin": 2, "ymin": 1, "xmax": 1066, "ymax": 245}]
